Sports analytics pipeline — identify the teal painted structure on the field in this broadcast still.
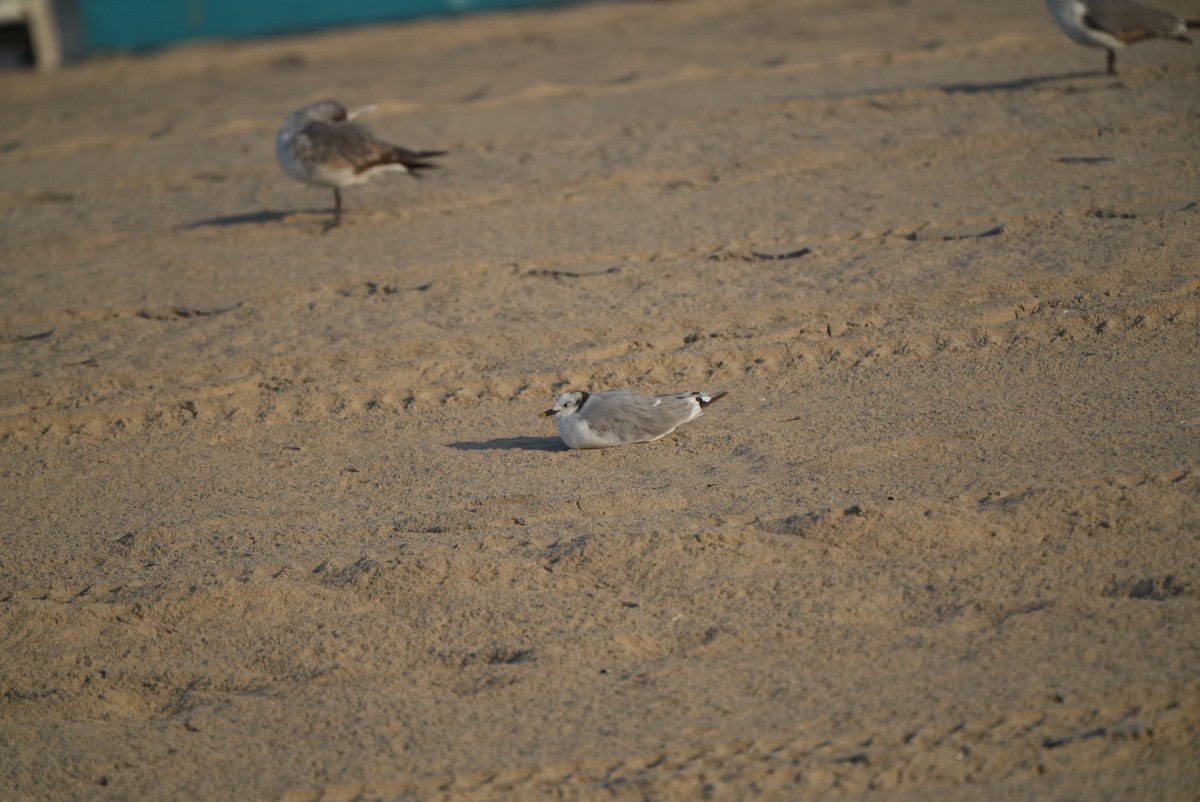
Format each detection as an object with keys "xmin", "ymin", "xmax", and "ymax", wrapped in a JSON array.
[{"xmin": 77, "ymin": 0, "xmax": 574, "ymax": 51}]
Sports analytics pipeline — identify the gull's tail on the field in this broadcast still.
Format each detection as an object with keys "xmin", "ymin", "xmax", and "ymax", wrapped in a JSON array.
[{"xmin": 390, "ymin": 148, "xmax": 446, "ymax": 176}]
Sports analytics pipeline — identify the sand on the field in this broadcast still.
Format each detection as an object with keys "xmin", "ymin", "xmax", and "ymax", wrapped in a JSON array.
[{"xmin": 2, "ymin": 0, "xmax": 1199, "ymax": 799}]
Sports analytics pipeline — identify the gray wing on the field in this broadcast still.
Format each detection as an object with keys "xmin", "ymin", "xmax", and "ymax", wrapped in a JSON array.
[
  {"xmin": 582, "ymin": 391, "xmax": 696, "ymax": 442},
  {"xmin": 1084, "ymin": 0, "xmax": 1185, "ymax": 40},
  {"xmin": 298, "ymin": 121, "xmax": 443, "ymax": 174}
]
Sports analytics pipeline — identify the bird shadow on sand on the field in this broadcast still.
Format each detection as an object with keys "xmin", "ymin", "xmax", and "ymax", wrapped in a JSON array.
[
  {"xmin": 449, "ymin": 436, "xmax": 567, "ymax": 452},
  {"xmin": 936, "ymin": 69, "xmax": 1109, "ymax": 93},
  {"xmin": 180, "ymin": 208, "xmax": 326, "ymax": 229},
  {"xmin": 791, "ymin": 69, "xmax": 1111, "ymax": 107}
]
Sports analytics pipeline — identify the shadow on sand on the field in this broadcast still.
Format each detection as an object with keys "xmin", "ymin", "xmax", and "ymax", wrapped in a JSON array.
[
  {"xmin": 796, "ymin": 69, "xmax": 1111, "ymax": 105},
  {"xmin": 448, "ymin": 436, "xmax": 566, "ymax": 452},
  {"xmin": 936, "ymin": 70, "xmax": 1109, "ymax": 94},
  {"xmin": 180, "ymin": 208, "xmax": 326, "ymax": 229}
]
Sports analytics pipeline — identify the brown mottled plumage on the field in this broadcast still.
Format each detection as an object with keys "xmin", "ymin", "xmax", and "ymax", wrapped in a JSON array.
[{"xmin": 275, "ymin": 100, "xmax": 444, "ymax": 231}]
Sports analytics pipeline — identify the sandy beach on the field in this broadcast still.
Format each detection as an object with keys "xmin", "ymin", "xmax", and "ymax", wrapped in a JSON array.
[{"xmin": 2, "ymin": 0, "xmax": 1199, "ymax": 798}]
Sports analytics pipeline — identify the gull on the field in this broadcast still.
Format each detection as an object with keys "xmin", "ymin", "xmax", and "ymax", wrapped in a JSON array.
[
  {"xmin": 542, "ymin": 389, "xmax": 728, "ymax": 449},
  {"xmin": 275, "ymin": 100, "xmax": 444, "ymax": 231},
  {"xmin": 1043, "ymin": 0, "xmax": 1198, "ymax": 75}
]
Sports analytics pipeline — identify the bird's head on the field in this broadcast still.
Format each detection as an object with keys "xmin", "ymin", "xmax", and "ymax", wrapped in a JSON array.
[{"xmin": 541, "ymin": 391, "xmax": 589, "ymax": 418}]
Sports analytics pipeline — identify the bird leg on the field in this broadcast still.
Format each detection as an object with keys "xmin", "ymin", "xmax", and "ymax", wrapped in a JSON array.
[
  {"xmin": 1106, "ymin": 48, "xmax": 1117, "ymax": 76},
  {"xmin": 323, "ymin": 188, "xmax": 342, "ymax": 232}
]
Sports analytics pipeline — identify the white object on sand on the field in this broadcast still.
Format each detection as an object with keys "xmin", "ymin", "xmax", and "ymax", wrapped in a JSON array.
[
  {"xmin": 542, "ymin": 389, "xmax": 729, "ymax": 449},
  {"xmin": 1043, "ymin": 0, "xmax": 1198, "ymax": 75}
]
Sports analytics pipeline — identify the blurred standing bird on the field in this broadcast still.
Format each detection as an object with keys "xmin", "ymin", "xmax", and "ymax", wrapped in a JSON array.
[
  {"xmin": 275, "ymin": 100, "xmax": 444, "ymax": 231},
  {"xmin": 1043, "ymin": 0, "xmax": 1199, "ymax": 75}
]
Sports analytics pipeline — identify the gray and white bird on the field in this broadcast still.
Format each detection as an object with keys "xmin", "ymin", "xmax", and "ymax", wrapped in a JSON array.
[
  {"xmin": 275, "ymin": 100, "xmax": 444, "ymax": 231},
  {"xmin": 1043, "ymin": 0, "xmax": 1199, "ymax": 75},
  {"xmin": 542, "ymin": 389, "xmax": 728, "ymax": 449}
]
